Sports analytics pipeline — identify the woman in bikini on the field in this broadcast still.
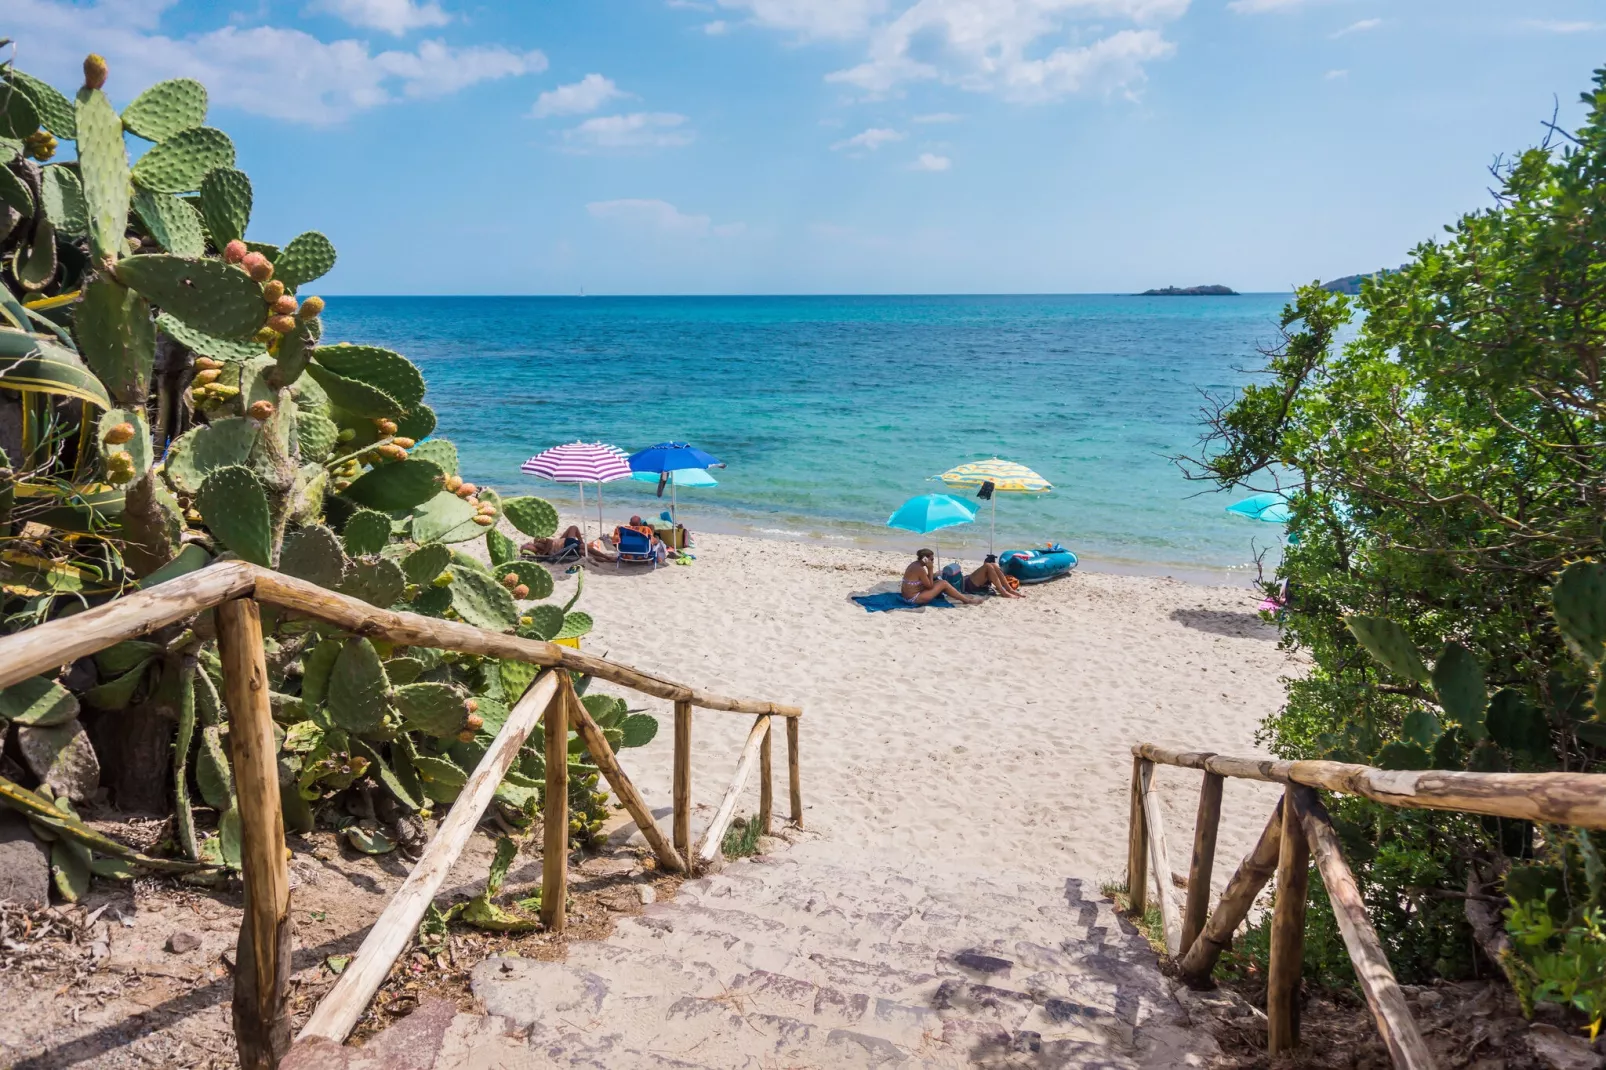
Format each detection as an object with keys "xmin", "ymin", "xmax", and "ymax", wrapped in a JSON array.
[{"xmin": 901, "ymin": 549, "xmax": 980, "ymax": 605}]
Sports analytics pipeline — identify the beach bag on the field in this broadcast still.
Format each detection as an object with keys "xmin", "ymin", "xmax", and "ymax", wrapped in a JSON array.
[{"xmin": 940, "ymin": 563, "xmax": 964, "ymax": 585}]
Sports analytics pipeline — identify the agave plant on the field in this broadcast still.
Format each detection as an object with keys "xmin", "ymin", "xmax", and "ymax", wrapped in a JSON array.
[{"xmin": 0, "ymin": 49, "xmax": 649, "ymax": 898}]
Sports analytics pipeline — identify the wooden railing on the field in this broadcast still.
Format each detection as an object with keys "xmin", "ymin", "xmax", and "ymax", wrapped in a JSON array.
[
  {"xmin": 1128, "ymin": 742, "xmax": 1606, "ymax": 1070},
  {"xmin": 0, "ymin": 561, "xmax": 802, "ymax": 1068}
]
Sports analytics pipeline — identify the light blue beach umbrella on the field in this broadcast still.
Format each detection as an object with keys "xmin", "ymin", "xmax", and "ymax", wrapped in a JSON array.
[
  {"xmin": 631, "ymin": 468, "xmax": 718, "ymax": 488},
  {"xmin": 888, "ymin": 494, "xmax": 978, "ymax": 567},
  {"xmin": 1225, "ymin": 492, "xmax": 1291, "ymax": 524}
]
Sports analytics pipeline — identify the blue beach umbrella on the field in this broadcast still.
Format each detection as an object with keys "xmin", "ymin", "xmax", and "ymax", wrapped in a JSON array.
[
  {"xmin": 627, "ymin": 442, "xmax": 724, "ymax": 528},
  {"xmin": 1225, "ymin": 492, "xmax": 1291, "ymax": 524},
  {"xmin": 888, "ymin": 494, "xmax": 978, "ymax": 567}
]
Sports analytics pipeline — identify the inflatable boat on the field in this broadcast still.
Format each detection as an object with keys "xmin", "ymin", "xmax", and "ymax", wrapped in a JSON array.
[{"xmin": 1000, "ymin": 544, "xmax": 1078, "ymax": 584}]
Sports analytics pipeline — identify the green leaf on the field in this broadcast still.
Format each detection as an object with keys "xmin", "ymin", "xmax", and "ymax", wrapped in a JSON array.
[
  {"xmin": 502, "ymin": 496, "xmax": 559, "ymax": 539},
  {"xmin": 0, "ymin": 775, "xmax": 214, "ymax": 873},
  {"xmin": 1345, "ymin": 615, "xmax": 1431, "ymax": 685},
  {"xmin": 343, "ymin": 509, "xmax": 391, "ymax": 557},
  {"xmin": 0, "ymin": 675, "xmax": 79, "ymax": 727},
  {"xmin": 129, "ymin": 126, "xmax": 234, "ymax": 193},
  {"xmin": 121, "ymin": 78, "xmax": 207, "ymax": 142},
  {"xmin": 197, "ymin": 465, "xmax": 273, "ymax": 566},
  {"xmin": 52, "ymin": 831, "xmax": 91, "ymax": 903},
  {"xmin": 0, "ymin": 331, "xmax": 114, "ymax": 409},
  {"xmin": 327, "ymin": 639, "xmax": 390, "ymax": 735},
  {"xmin": 1431, "ymin": 642, "xmax": 1487, "ymax": 735},
  {"xmin": 1554, "ymin": 561, "xmax": 1606, "ymax": 664},
  {"xmin": 341, "ymin": 459, "xmax": 445, "ymax": 512}
]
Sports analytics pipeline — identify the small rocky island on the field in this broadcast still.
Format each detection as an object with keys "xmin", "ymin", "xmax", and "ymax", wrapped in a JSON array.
[{"xmin": 1137, "ymin": 284, "xmax": 1238, "ymax": 296}]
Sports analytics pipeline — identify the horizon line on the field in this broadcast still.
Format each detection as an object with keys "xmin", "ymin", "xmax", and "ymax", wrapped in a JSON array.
[{"xmin": 313, "ymin": 290, "xmax": 1303, "ymax": 299}]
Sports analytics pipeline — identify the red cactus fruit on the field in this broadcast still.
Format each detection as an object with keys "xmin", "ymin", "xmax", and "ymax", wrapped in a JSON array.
[
  {"xmin": 465, "ymin": 698, "xmax": 478, "ymax": 713},
  {"xmin": 248, "ymin": 400, "xmax": 275, "ymax": 421},
  {"xmin": 392, "ymin": 436, "xmax": 415, "ymax": 449},
  {"xmin": 298, "ymin": 296, "xmax": 326, "ymax": 319},
  {"xmin": 472, "ymin": 515, "xmax": 494, "ymax": 526},
  {"xmin": 444, "ymin": 475, "xmax": 463, "ymax": 492},
  {"xmin": 457, "ymin": 729, "xmax": 477, "ymax": 743},
  {"xmin": 455, "ymin": 482, "xmax": 478, "ymax": 498},
  {"xmin": 512, "ymin": 584, "xmax": 529, "ymax": 600},
  {"xmin": 223, "ymin": 240, "xmax": 249, "ymax": 265},
  {"xmin": 83, "ymin": 54, "xmax": 108, "ymax": 90},
  {"xmin": 502, "ymin": 572, "xmax": 518, "ymax": 588},
  {"xmin": 272, "ymin": 295, "xmax": 298, "ymax": 316},
  {"xmin": 266, "ymin": 314, "xmax": 296, "ymax": 334},
  {"xmin": 193, "ymin": 356, "xmax": 223, "ymax": 371},
  {"xmin": 241, "ymin": 253, "xmax": 274, "ymax": 282},
  {"xmin": 375, "ymin": 418, "xmax": 398, "ymax": 435},
  {"xmin": 192, "ymin": 369, "xmax": 221, "ymax": 386},
  {"xmin": 262, "ymin": 279, "xmax": 285, "ymax": 302},
  {"xmin": 102, "ymin": 421, "xmax": 135, "ymax": 445}
]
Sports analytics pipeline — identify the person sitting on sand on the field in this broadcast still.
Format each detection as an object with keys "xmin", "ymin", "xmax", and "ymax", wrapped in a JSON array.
[
  {"xmin": 901, "ymin": 548, "xmax": 980, "ymax": 605},
  {"xmin": 611, "ymin": 515, "xmax": 655, "ymax": 546},
  {"xmin": 962, "ymin": 555, "xmax": 1024, "ymax": 599},
  {"xmin": 521, "ymin": 525, "xmax": 583, "ymax": 559}
]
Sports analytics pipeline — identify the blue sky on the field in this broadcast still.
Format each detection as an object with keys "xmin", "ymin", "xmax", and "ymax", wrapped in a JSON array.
[{"xmin": 14, "ymin": 1, "xmax": 1606, "ymax": 294}]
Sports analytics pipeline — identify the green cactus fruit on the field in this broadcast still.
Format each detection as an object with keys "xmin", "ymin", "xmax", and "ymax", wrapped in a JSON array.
[
  {"xmin": 1430, "ymin": 642, "xmax": 1487, "ymax": 734},
  {"xmin": 0, "ymin": 165, "xmax": 32, "ymax": 217},
  {"xmin": 557, "ymin": 611, "xmax": 594, "ymax": 640},
  {"xmin": 499, "ymin": 659, "xmax": 538, "ymax": 702},
  {"xmin": 5, "ymin": 70, "xmax": 76, "ymax": 139},
  {"xmin": 327, "ymin": 638, "xmax": 390, "ymax": 736},
  {"xmin": 340, "ymin": 458, "xmax": 445, "ymax": 512},
  {"xmin": 121, "ymin": 78, "xmax": 207, "ymax": 142},
  {"xmin": 408, "ymin": 438, "xmax": 456, "ymax": 476},
  {"xmin": 339, "ymin": 557, "xmax": 406, "ymax": 608},
  {"xmin": 74, "ymin": 276, "xmax": 155, "ymax": 406},
  {"xmin": 74, "ymin": 86, "xmax": 131, "ymax": 260},
  {"xmin": 296, "ymin": 409, "xmax": 339, "ymax": 464},
  {"xmin": 274, "ymin": 231, "xmax": 337, "ymax": 291},
  {"xmin": 0, "ymin": 675, "xmax": 80, "ymax": 727},
  {"xmin": 129, "ymin": 126, "xmax": 234, "ymax": 193},
  {"xmin": 40, "ymin": 165, "xmax": 88, "ymax": 237},
  {"xmin": 401, "ymin": 543, "xmax": 450, "ymax": 586},
  {"xmin": 163, "ymin": 416, "xmax": 256, "ymax": 495},
  {"xmin": 13, "ymin": 217, "xmax": 57, "ymax": 292},
  {"xmin": 132, "ymin": 186, "xmax": 205, "ymax": 257},
  {"xmin": 498, "ymin": 561, "xmax": 554, "ymax": 601},
  {"xmin": 196, "ymin": 465, "xmax": 272, "ymax": 566},
  {"xmin": 1344, "ymin": 615, "xmax": 1431, "ymax": 685},
  {"xmin": 393, "ymin": 682, "xmax": 471, "ymax": 737},
  {"xmin": 518, "ymin": 603, "xmax": 565, "ymax": 641},
  {"xmin": 410, "ymin": 490, "xmax": 481, "ymax": 544},
  {"xmin": 312, "ymin": 345, "xmax": 425, "ymax": 408},
  {"xmin": 1553, "ymin": 560, "xmax": 1606, "ymax": 664},
  {"xmin": 447, "ymin": 567, "xmax": 519, "ymax": 632},
  {"xmin": 198, "ymin": 166, "xmax": 251, "ymax": 246},
  {"xmin": 501, "ymin": 496, "xmax": 559, "ymax": 539},
  {"xmin": 154, "ymin": 312, "xmax": 264, "ymax": 362},
  {"xmin": 486, "ymin": 526, "xmax": 517, "ymax": 568},
  {"xmin": 280, "ymin": 524, "xmax": 346, "ymax": 589},
  {"xmin": 0, "ymin": 73, "xmax": 40, "ymax": 140},
  {"xmin": 97, "ymin": 406, "xmax": 152, "ymax": 479},
  {"xmin": 196, "ymin": 725, "xmax": 235, "ymax": 810},
  {"xmin": 342, "ymin": 509, "xmax": 392, "ymax": 556},
  {"xmin": 303, "ymin": 362, "xmax": 403, "ymax": 419},
  {"xmin": 395, "ymin": 404, "xmax": 436, "ymax": 442},
  {"xmin": 115, "ymin": 254, "xmax": 268, "ymax": 340}
]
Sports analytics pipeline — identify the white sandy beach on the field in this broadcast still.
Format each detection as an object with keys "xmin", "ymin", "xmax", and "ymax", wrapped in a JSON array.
[{"xmin": 511, "ymin": 519, "xmax": 1296, "ymax": 895}]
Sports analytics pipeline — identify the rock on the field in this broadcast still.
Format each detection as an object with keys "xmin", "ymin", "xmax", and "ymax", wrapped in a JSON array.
[
  {"xmin": 18, "ymin": 719, "xmax": 100, "ymax": 801},
  {"xmin": 166, "ymin": 930, "xmax": 203, "ymax": 954},
  {"xmin": 1528, "ymin": 1024, "xmax": 1602, "ymax": 1070},
  {"xmin": 636, "ymin": 884, "xmax": 656, "ymax": 905},
  {"xmin": 0, "ymin": 807, "xmax": 50, "ymax": 907}
]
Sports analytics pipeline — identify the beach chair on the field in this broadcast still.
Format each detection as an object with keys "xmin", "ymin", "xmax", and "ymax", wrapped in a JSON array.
[
  {"xmin": 615, "ymin": 528, "xmax": 657, "ymax": 570},
  {"xmin": 523, "ymin": 534, "xmax": 583, "ymax": 566}
]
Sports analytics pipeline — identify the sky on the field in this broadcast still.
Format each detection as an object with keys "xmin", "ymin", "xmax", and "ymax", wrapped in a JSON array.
[{"xmin": 11, "ymin": 1, "xmax": 1606, "ymax": 294}]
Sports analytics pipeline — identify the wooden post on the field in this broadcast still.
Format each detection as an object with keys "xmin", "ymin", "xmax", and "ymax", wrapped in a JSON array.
[
  {"xmin": 1181, "ymin": 771, "xmax": 1225, "ymax": 956},
  {"xmin": 759, "ymin": 720, "xmax": 773, "ymax": 836},
  {"xmin": 1139, "ymin": 760, "xmax": 1183, "ymax": 956},
  {"xmin": 673, "ymin": 699, "xmax": 692, "ymax": 863},
  {"xmin": 1295, "ymin": 788, "xmax": 1437, "ymax": 1070},
  {"xmin": 1126, "ymin": 756, "xmax": 1149, "ymax": 916},
  {"xmin": 786, "ymin": 715, "xmax": 802, "ymax": 828},
  {"xmin": 566, "ymin": 680, "xmax": 687, "ymax": 873},
  {"xmin": 541, "ymin": 677, "xmax": 569, "ymax": 933},
  {"xmin": 216, "ymin": 598, "xmax": 291, "ymax": 1070},
  {"xmin": 295, "ymin": 673, "xmax": 561, "ymax": 1047},
  {"xmin": 1177, "ymin": 797, "xmax": 1284, "ymax": 985},
  {"xmin": 1267, "ymin": 784, "xmax": 1311, "ymax": 1054},
  {"xmin": 696, "ymin": 715, "xmax": 771, "ymax": 866}
]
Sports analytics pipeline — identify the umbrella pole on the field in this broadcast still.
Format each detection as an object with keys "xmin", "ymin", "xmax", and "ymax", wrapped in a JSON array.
[
  {"xmin": 578, "ymin": 482, "xmax": 586, "ymax": 542},
  {"xmin": 672, "ymin": 479, "xmax": 678, "ymax": 541},
  {"xmin": 597, "ymin": 482, "xmax": 605, "ymax": 539},
  {"xmin": 990, "ymin": 497, "xmax": 996, "ymax": 557}
]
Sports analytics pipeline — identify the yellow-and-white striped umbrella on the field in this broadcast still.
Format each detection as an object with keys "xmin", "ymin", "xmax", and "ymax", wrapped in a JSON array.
[{"xmin": 932, "ymin": 458, "xmax": 1053, "ymax": 554}]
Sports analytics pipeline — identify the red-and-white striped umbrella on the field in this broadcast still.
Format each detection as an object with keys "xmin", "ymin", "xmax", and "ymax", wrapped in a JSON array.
[{"xmin": 520, "ymin": 442, "xmax": 631, "ymax": 541}]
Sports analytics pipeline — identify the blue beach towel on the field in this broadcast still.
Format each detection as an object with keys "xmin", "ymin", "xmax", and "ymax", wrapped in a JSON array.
[{"xmin": 852, "ymin": 593, "xmax": 956, "ymax": 612}]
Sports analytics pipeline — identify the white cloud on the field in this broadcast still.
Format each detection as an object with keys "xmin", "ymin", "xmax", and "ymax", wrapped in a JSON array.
[
  {"xmin": 1324, "ymin": 68, "xmax": 1347, "ymax": 79},
  {"xmin": 8, "ymin": 0, "xmax": 544, "ymax": 123},
  {"xmin": 911, "ymin": 152, "xmax": 950, "ymax": 170},
  {"xmin": 1330, "ymin": 18, "xmax": 1379, "ymax": 37},
  {"xmin": 565, "ymin": 112, "xmax": 694, "ymax": 149},
  {"xmin": 587, "ymin": 198, "xmax": 744, "ymax": 236},
  {"xmin": 1226, "ymin": 0, "xmax": 1304, "ymax": 12},
  {"xmin": 914, "ymin": 111, "xmax": 962, "ymax": 123},
  {"xmin": 831, "ymin": 126, "xmax": 905, "ymax": 151},
  {"xmin": 1525, "ymin": 20, "xmax": 1604, "ymax": 33},
  {"xmin": 532, "ymin": 73, "xmax": 627, "ymax": 118},
  {"xmin": 308, "ymin": 0, "xmax": 449, "ymax": 34},
  {"xmin": 716, "ymin": 0, "xmax": 890, "ymax": 38},
  {"xmin": 704, "ymin": 19, "xmax": 730, "ymax": 33}
]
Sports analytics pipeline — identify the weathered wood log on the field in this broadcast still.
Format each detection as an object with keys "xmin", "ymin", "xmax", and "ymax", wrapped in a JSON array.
[
  {"xmin": 1295, "ymin": 787, "xmax": 1437, "ymax": 1070},
  {"xmin": 1126, "ymin": 757, "xmax": 1149, "ymax": 917},
  {"xmin": 216, "ymin": 598, "xmax": 291, "ymax": 1069},
  {"xmin": 541, "ymin": 679, "xmax": 569, "ymax": 933},
  {"xmin": 759, "ymin": 723, "xmax": 773, "ymax": 836},
  {"xmin": 0, "ymin": 561, "xmax": 256, "ymax": 690},
  {"xmin": 1181, "ymin": 771, "xmax": 1224, "ymax": 957},
  {"xmin": 1465, "ymin": 863, "xmax": 1524, "ymax": 994},
  {"xmin": 697, "ymin": 715, "xmax": 771, "ymax": 867},
  {"xmin": 1139, "ymin": 760, "xmax": 1183, "ymax": 956},
  {"xmin": 1177, "ymin": 797, "xmax": 1283, "ymax": 985},
  {"xmin": 786, "ymin": 715, "xmax": 802, "ymax": 828},
  {"xmin": 249, "ymin": 567, "xmax": 800, "ymax": 718},
  {"xmin": 295, "ymin": 673, "xmax": 561, "ymax": 1047},
  {"xmin": 1267, "ymin": 784, "xmax": 1311, "ymax": 1054},
  {"xmin": 565, "ymin": 678, "xmax": 686, "ymax": 874},
  {"xmin": 673, "ymin": 700, "xmax": 692, "ymax": 862},
  {"xmin": 1133, "ymin": 742, "xmax": 1606, "ymax": 829}
]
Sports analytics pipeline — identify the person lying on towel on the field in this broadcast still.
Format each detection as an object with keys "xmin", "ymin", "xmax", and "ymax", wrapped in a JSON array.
[
  {"xmin": 521, "ymin": 525, "xmax": 583, "ymax": 558},
  {"xmin": 901, "ymin": 549, "xmax": 980, "ymax": 606},
  {"xmin": 959, "ymin": 555, "xmax": 1024, "ymax": 599}
]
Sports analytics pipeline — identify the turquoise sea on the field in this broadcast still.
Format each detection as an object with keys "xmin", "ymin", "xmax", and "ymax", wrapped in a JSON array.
[{"xmin": 322, "ymin": 294, "xmax": 1291, "ymax": 579}]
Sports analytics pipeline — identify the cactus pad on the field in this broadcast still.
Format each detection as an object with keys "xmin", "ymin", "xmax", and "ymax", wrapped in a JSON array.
[
  {"xmin": 486, "ymin": 527, "xmax": 517, "ymax": 567},
  {"xmin": 1553, "ymin": 560, "xmax": 1606, "ymax": 663},
  {"xmin": 1344, "ymin": 615, "xmax": 1431, "ymax": 685},
  {"xmin": 500, "ymin": 660, "xmax": 538, "ymax": 702},
  {"xmin": 411, "ymin": 754, "xmax": 466, "ymax": 803},
  {"xmin": 342, "ymin": 509, "xmax": 391, "ymax": 556},
  {"xmin": 279, "ymin": 524, "xmax": 346, "ymax": 588},
  {"xmin": 303, "ymin": 362, "xmax": 402, "ymax": 419},
  {"xmin": 326, "ymin": 638, "xmax": 390, "ymax": 736},
  {"xmin": 395, "ymin": 403, "xmax": 436, "ymax": 441},
  {"xmin": 408, "ymin": 438, "xmax": 456, "ymax": 476},
  {"xmin": 339, "ymin": 557, "xmax": 406, "ymax": 608},
  {"xmin": 447, "ymin": 566, "xmax": 518, "ymax": 632},
  {"xmin": 129, "ymin": 126, "xmax": 233, "ymax": 193},
  {"xmin": 409, "ymin": 584, "xmax": 453, "ymax": 617},
  {"xmin": 40, "ymin": 166, "xmax": 88, "ymax": 236},
  {"xmin": 196, "ymin": 724, "xmax": 235, "ymax": 810},
  {"xmin": 154, "ymin": 312, "xmax": 264, "ymax": 362},
  {"xmin": 14, "ymin": 218, "xmax": 57, "ymax": 292},
  {"xmin": 557, "ymin": 611, "xmax": 594, "ymax": 640},
  {"xmin": 132, "ymin": 187, "xmax": 205, "ymax": 257},
  {"xmin": 196, "ymin": 465, "xmax": 272, "ymax": 566},
  {"xmin": 73, "ymin": 88, "xmax": 130, "ymax": 260},
  {"xmin": 518, "ymin": 603, "xmax": 565, "ymax": 641},
  {"xmin": 198, "ymin": 166, "xmax": 250, "ymax": 245},
  {"xmin": 275, "ymin": 231, "xmax": 337, "ymax": 291},
  {"xmin": 76, "ymin": 276, "xmax": 155, "ymax": 405},
  {"xmin": 312, "ymin": 345, "xmax": 425, "ymax": 407},
  {"xmin": 121, "ymin": 78, "xmax": 207, "ymax": 142},
  {"xmin": 5, "ymin": 70, "xmax": 75, "ymax": 138},
  {"xmin": 97, "ymin": 407, "xmax": 152, "ymax": 484},
  {"xmin": 296, "ymin": 410, "xmax": 339, "ymax": 462},
  {"xmin": 393, "ymin": 683, "xmax": 471, "ymax": 737},
  {"xmin": 163, "ymin": 416, "xmax": 256, "ymax": 494},
  {"xmin": 0, "ymin": 675, "xmax": 80, "ymax": 727},
  {"xmin": 340, "ymin": 458, "xmax": 445, "ymax": 512},
  {"xmin": 410, "ymin": 491, "xmax": 480, "ymax": 544},
  {"xmin": 1430, "ymin": 642, "xmax": 1487, "ymax": 729},
  {"xmin": 501, "ymin": 496, "xmax": 558, "ymax": 539},
  {"xmin": 272, "ymin": 319, "xmax": 314, "ymax": 386},
  {"xmin": 400, "ymin": 544, "xmax": 449, "ymax": 586},
  {"xmin": 0, "ymin": 166, "xmax": 32, "ymax": 215},
  {"xmin": 0, "ymin": 77, "xmax": 39, "ymax": 139},
  {"xmin": 115, "ymin": 254, "xmax": 267, "ymax": 340},
  {"xmin": 501, "ymin": 561, "xmax": 555, "ymax": 601}
]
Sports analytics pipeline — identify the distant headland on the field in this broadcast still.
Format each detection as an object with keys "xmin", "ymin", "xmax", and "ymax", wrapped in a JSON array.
[
  {"xmin": 1321, "ymin": 266, "xmax": 1405, "ymax": 295},
  {"xmin": 1136, "ymin": 284, "xmax": 1238, "ymax": 296}
]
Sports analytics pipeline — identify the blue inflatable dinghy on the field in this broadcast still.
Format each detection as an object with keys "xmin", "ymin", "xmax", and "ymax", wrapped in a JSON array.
[{"xmin": 1000, "ymin": 544, "xmax": 1078, "ymax": 584}]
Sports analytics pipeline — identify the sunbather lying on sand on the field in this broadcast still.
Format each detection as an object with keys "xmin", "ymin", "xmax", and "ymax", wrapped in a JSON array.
[
  {"xmin": 962, "ymin": 555, "xmax": 1024, "ymax": 599},
  {"xmin": 901, "ymin": 549, "xmax": 981, "ymax": 605},
  {"xmin": 522, "ymin": 525, "xmax": 583, "ymax": 558}
]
